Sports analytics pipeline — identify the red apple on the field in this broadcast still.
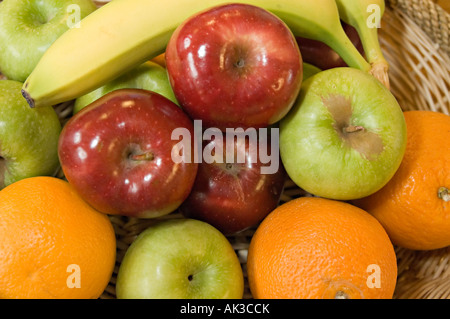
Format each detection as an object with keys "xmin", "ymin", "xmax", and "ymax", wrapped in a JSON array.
[
  {"xmin": 165, "ymin": 3, "xmax": 303, "ymax": 131},
  {"xmin": 296, "ymin": 22, "xmax": 364, "ymax": 70},
  {"xmin": 179, "ymin": 130, "xmax": 286, "ymax": 235},
  {"xmin": 58, "ymin": 89, "xmax": 198, "ymax": 218}
]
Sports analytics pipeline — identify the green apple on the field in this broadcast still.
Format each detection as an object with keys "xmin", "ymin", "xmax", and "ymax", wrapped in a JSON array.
[
  {"xmin": 116, "ymin": 218, "xmax": 244, "ymax": 299},
  {"xmin": 0, "ymin": 0, "xmax": 97, "ymax": 82},
  {"xmin": 280, "ymin": 67, "xmax": 407, "ymax": 200},
  {"xmin": 73, "ymin": 61, "xmax": 178, "ymax": 114},
  {"xmin": 302, "ymin": 63, "xmax": 321, "ymax": 81},
  {"xmin": 0, "ymin": 80, "xmax": 61, "ymax": 189}
]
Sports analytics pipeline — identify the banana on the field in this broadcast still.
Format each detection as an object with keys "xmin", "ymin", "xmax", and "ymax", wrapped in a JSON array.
[
  {"xmin": 335, "ymin": 0, "xmax": 390, "ymax": 89},
  {"xmin": 23, "ymin": 0, "xmax": 371, "ymax": 108}
]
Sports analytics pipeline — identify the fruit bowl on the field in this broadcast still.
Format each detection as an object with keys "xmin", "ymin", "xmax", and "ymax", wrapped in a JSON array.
[
  {"xmin": 93, "ymin": 0, "xmax": 449, "ymax": 300},
  {"xmin": 1, "ymin": 0, "xmax": 449, "ymax": 299}
]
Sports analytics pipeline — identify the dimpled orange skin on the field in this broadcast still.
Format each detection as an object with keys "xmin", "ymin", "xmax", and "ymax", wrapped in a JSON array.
[
  {"xmin": 0, "ymin": 176, "xmax": 116, "ymax": 299},
  {"xmin": 247, "ymin": 197, "xmax": 397, "ymax": 299},
  {"xmin": 354, "ymin": 110, "xmax": 450, "ymax": 250}
]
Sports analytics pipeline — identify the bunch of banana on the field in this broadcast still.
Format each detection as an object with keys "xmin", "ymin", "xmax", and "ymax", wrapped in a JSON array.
[{"xmin": 22, "ymin": 0, "xmax": 389, "ymax": 108}]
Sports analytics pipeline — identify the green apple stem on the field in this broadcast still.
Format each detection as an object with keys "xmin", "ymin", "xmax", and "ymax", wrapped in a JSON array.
[
  {"xmin": 344, "ymin": 125, "xmax": 365, "ymax": 133},
  {"xmin": 438, "ymin": 187, "xmax": 450, "ymax": 202},
  {"xmin": 129, "ymin": 152, "xmax": 154, "ymax": 161}
]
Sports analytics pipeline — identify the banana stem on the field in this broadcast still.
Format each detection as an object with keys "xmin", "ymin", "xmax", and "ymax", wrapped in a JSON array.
[
  {"xmin": 21, "ymin": 89, "xmax": 36, "ymax": 108},
  {"xmin": 324, "ymin": 28, "xmax": 371, "ymax": 73},
  {"xmin": 356, "ymin": 24, "xmax": 390, "ymax": 90},
  {"xmin": 370, "ymin": 61, "xmax": 390, "ymax": 90}
]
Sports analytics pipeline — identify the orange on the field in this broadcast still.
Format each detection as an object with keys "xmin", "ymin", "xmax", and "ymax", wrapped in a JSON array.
[
  {"xmin": 0, "ymin": 176, "xmax": 116, "ymax": 299},
  {"xmin": 354, "ymin": 110, "xmax": 450, "ymax": 250},
  {"xmin": 247, "ymin": 197, "xmax": 397, "ymax": 299}
]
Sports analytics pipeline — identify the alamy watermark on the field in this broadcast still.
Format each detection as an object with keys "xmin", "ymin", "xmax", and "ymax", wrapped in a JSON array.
[
  {"xmin": 366, "ymin": 264, "xmax": 382, "ymax": 288},
  {"xmin": 64, "ymin": 4, "xmax": 383, "ymax": 30},
  {"xmin": 171, "ymin": 120, "xmax": 280, "ymax": 175},
  {"xmin": 66, "ymin": 4, "xmax": 82, "ymax": 29},
  {"xmin": 66, "ymin": 264, "xmax": 81, "ymax": 288},
  {"xmin": 65, "ymin": 263, "xmax": 383, "ymax": 290},
  {"xmin": 367, "ymin": 4, "xmax": 382, "ymax": 29}
]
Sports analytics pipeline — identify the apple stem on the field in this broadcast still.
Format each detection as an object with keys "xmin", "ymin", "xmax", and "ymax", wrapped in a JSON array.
[
  {"xmin": 234, "ymin": 59, "xmax": 245, "ymax": 68},
  {"xmin": 344, "ymin": 125, "xmax": 365, "ymax": 133},
  {"xmin": 438, "ymin": 187, "xmax": 450, "ymax": 202},
  {"xmin": 129, "ymin": 152, "xmax": 154, "ymax": 161}
]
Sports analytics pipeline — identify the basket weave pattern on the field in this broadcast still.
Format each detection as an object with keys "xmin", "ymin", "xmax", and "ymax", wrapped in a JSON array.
[
  {"xmin": 389, "ymin": 0, "xmax": 450, "ymax": 55},
  {"xmin": 0, "ymin": 0, "xmax": 448, "ymax": 299}
]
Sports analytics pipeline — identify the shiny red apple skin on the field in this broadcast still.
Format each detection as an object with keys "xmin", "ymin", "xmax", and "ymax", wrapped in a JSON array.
[
  {"xmin": 296, "ymin": 22, "xmax": 364, "ymax": 70},
  {"xmin": 58, "ymin": 89, "xmax": 198, "ymax": 218},
  {"xmin": 165, "ymin": 3, "xmax": 303, "ymax": 131},
  {"xmin": 179, "ymin": 133, "xmax": 286, "ymax": 235}
]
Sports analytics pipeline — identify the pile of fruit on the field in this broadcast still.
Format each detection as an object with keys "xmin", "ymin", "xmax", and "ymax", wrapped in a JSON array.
[{"xmin": 0, "ymin": 0, "xmax": 448, "ymax": 299}]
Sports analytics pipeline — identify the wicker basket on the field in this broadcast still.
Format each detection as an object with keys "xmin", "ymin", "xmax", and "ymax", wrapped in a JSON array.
[
  {"xmin": 98, "ymin": 0, "xmax": 450, "ymax": 300},
  {"xmin": 2, "ymin": 0, "xmax": 450, "ymax": 299}
]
